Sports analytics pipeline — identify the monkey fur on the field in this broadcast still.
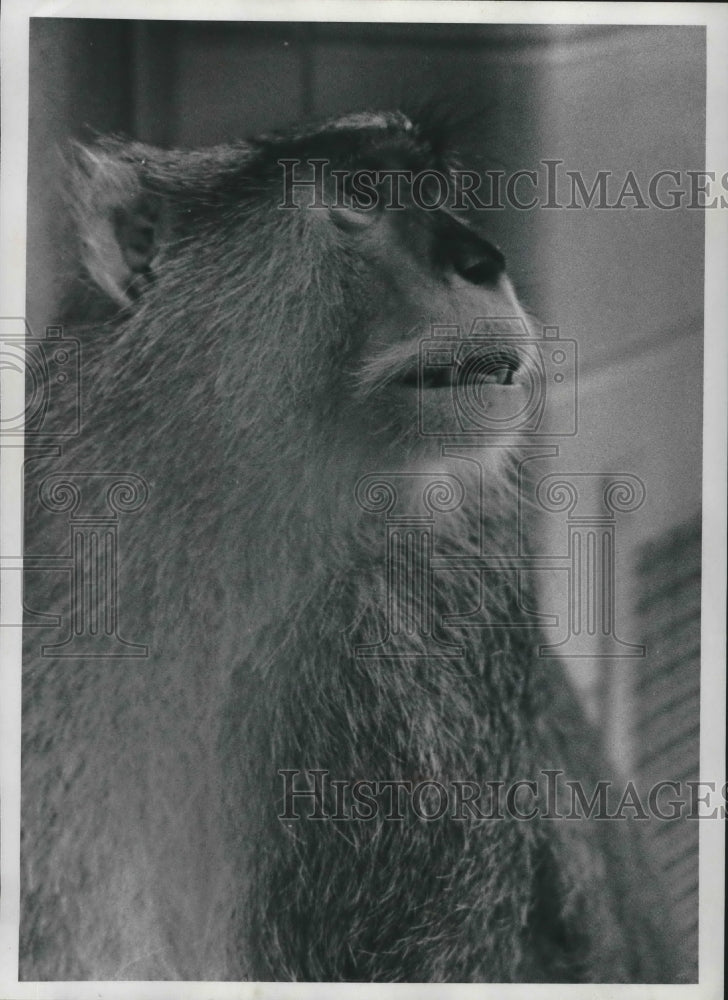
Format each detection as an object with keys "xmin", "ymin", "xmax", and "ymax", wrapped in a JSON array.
[{"xmin": 21, "ymin": 110, "xmax": 688, "ymax": 982}]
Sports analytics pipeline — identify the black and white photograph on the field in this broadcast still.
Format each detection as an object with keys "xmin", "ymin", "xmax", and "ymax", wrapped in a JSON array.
[{"xmin": 0, "ymin": 1, "xmax": 725, "ymax": 995}]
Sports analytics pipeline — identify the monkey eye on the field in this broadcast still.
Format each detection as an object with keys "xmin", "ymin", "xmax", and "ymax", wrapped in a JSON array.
[
  {"xmin": 448, "ymin": 234, "xmax": 506, "ymax": 286},
  {"xmin": 435, "ymin": 212, "xmax": 506, "ymax": 286},
  {"xmin": 329, "ymin": 173, "xmax": 383, "ymax": 230},
  {"xmin": 453, "ymin": 242, "xmax": 506, "ymax": 285},
  {"xmin": 348, "ymin": 186, "xmax": 379, "ymax": 211}
]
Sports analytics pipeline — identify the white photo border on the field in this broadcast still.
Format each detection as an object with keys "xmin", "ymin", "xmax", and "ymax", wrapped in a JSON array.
[{"xmin": 1, "ymin": 2, "xmax": 725, "ymax": 998}]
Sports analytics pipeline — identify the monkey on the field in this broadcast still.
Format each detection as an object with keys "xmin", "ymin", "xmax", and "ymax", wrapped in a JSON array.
[{"xmin": 20, "ymin": 109, "xmax": 690, "ymax": 982}]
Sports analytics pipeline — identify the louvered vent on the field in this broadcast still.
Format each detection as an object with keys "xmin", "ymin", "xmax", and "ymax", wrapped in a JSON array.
[{"xmin": 634, "ymin": 514, "xmax": 701, "ymax": 959}]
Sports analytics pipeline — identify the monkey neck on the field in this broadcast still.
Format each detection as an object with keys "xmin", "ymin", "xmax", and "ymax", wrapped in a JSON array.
[
  {"xmin": 221, "ymin": 440, "xmax": 537, "ymax": 748},
  {"xmin": 220, "ymin": 458, "xmax": 540, "ymax": 980}
]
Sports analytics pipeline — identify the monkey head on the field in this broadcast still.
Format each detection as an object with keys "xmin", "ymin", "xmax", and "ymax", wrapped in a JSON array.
[{"xmin": 71, "ymin": 110, "xmax": 530, "ymax": 483}]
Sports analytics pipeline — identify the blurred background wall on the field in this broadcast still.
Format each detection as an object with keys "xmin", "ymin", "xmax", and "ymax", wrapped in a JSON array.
[{"xmin": 27, "ymin": 18, "xmax": 704, "ymax": 956}]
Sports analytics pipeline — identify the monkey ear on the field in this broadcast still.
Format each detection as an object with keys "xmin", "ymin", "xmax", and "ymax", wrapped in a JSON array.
[{"xmin": 72, "ymin": 144, "xmax": 165, "ymax": 307}]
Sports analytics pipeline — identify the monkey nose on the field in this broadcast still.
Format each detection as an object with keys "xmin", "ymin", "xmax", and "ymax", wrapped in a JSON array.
[
  {"xmin": 451, "ymin": 237, "xmax": 506, "ymax": 286},
  {"xmin": 435, "ymin": 211, "xmax": 506, "ymax": 286}
]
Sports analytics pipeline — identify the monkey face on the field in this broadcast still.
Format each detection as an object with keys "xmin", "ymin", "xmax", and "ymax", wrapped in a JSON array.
[
  {"xmin": 71, "ymin": 111, "xmax": 531, "ymax": 469},
  {"xmin": 255, "ymin": 112, "xmax": 532, "ymax": 454},
  {"xmin": 338, "ymin": 208, "xmax": 530, "ymax": 457}
]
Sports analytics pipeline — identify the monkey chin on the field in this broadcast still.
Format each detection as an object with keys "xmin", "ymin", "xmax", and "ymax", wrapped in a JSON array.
[{"xmin": 346, "ymin": 374, "xmax": 528, "ymax": 490}]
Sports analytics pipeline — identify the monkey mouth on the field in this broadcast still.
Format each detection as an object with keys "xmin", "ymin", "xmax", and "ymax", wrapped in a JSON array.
[{"xmin": 400, "ymin": 351, "xmax": 520, "ymax": 389}]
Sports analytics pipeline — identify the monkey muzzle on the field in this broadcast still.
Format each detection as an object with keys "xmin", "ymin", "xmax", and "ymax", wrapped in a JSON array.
[{"xmin": 403, "ymin": 346, "xmax": 521, "ymax": 390}]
